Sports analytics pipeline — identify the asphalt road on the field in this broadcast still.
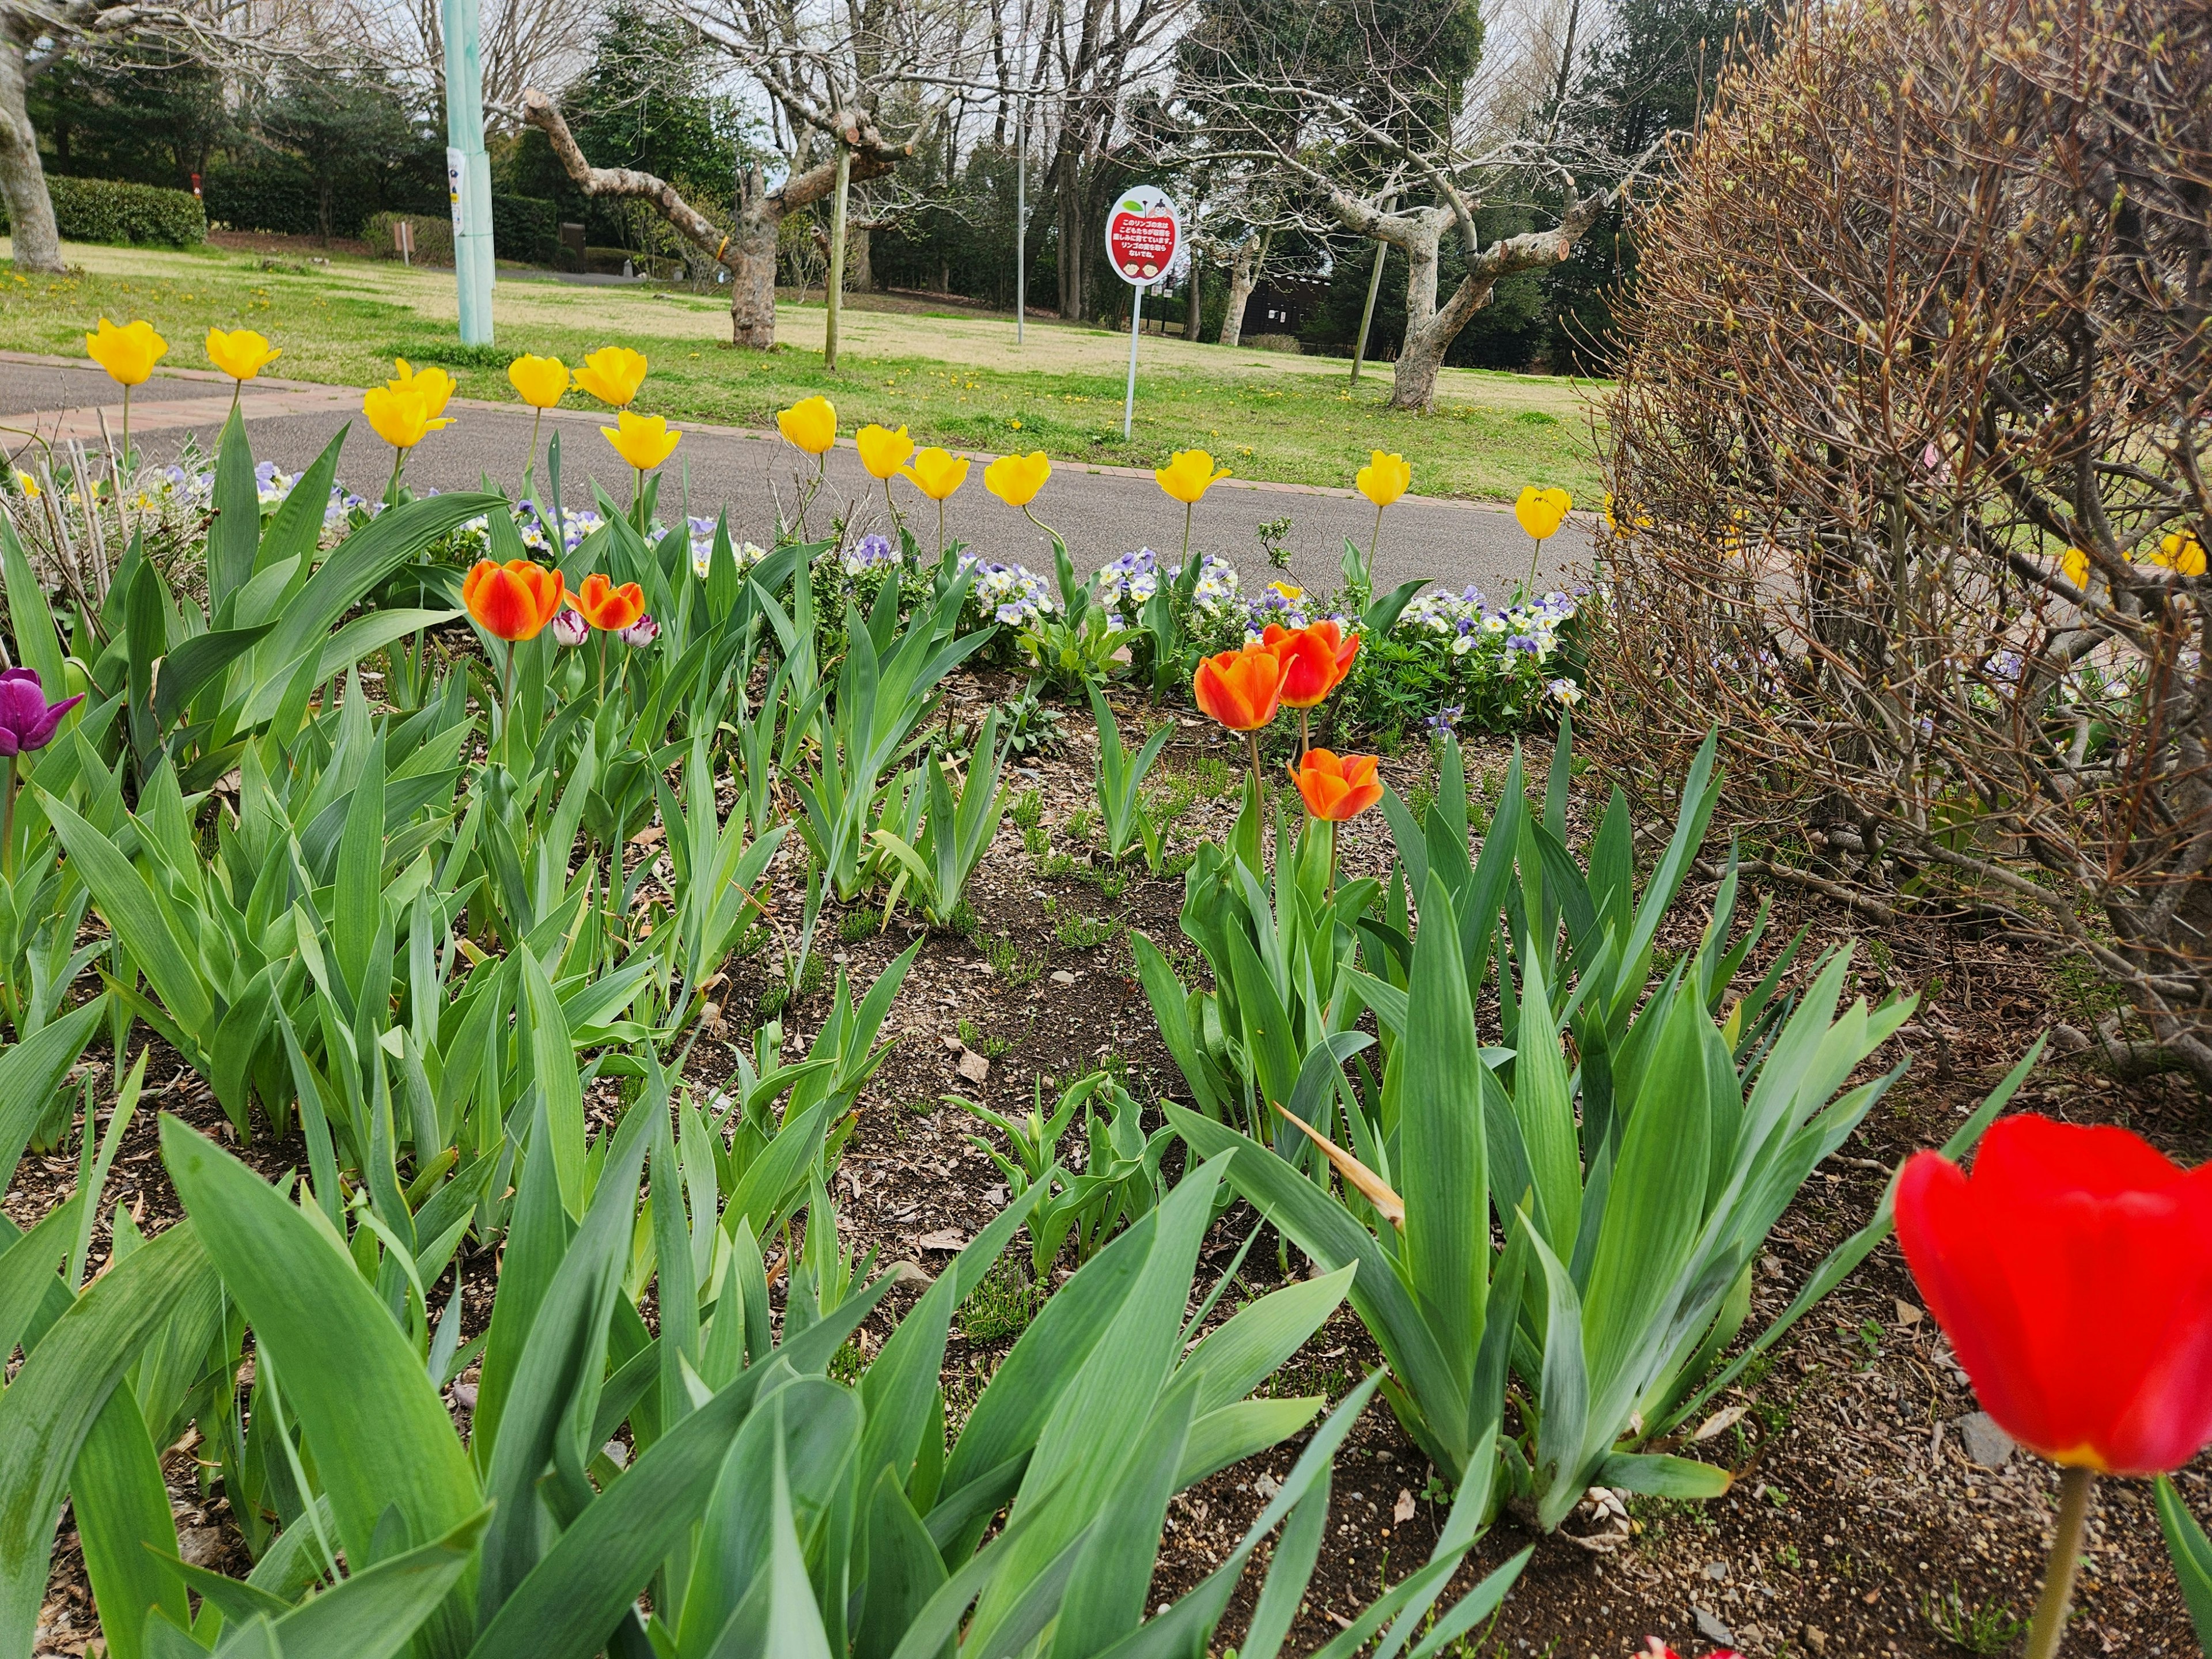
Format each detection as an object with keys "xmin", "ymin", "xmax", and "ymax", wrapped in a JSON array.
[{"xmin": 3, "ymin": 355, "xmax": 1594, "ymax": 603}]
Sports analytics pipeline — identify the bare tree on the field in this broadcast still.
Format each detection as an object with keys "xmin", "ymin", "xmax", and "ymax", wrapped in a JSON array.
[
  {"xmin": 1172, "ymin": 0, "xmax": 1653, "ymax": 408},
  {"xmin": 362, "ymin": 0, "xmax": 600, "ymax": 127},
  {"xmin": 2, "ymin": 0, "xmax": 317, "ymax": 272}
]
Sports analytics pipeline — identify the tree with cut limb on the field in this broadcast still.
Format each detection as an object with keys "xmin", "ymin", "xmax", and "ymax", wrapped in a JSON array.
[
  {"xmin": 1173, "ymin": 0, "xmax": 1658, "ymax": 410},
  {"xmin": 522, "ymin": 87, "xmax": 909, "ymax": 349}
]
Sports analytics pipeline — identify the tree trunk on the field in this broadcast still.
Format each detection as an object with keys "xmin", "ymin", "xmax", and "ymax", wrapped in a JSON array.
[
  {"xmin": 846, "ymin": 223, "xmax": 872, "ymax": 293},
  {"xmin": 729, "ymin": 196, "xmax": 781, "ymax": 349},
  {"xmin": 1055, "ymin": 170, "xmax": 1087, "ymax": 321},
  {"xmin": 0, "ymin": 35, "xmax": 65, "ymax": 274},
  {"xmin": 1219, "ymin": 228, "xmax": 1270, "ymax": 347}
]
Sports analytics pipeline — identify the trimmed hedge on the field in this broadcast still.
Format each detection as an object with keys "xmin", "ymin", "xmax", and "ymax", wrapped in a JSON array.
[
  {"xmin": 491, "ymin": 194, "xmax": 558, "ymax": 264},
  {"xmin": 203, "ymin": 164, "xmax": 332, "ymax": 238},
  {"xmin": 0, "ymin": 175, "xmax": 205, "ymax": 247}
]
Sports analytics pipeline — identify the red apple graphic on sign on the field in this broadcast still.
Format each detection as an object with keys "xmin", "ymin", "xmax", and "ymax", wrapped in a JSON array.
[{"xmin": 1106, "ymin": 189, "xmax": 1180, "ymax": 287}]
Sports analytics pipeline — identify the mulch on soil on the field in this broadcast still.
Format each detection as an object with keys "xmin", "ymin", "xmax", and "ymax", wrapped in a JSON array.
[{"xmin": 13, "ymin": 669, "xmax": 2207, "ymax": 1657}]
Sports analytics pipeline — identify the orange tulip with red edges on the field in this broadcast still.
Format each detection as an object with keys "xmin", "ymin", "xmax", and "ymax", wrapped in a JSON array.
[
  {"xmin": 1293, "ymin": 750, "xmax": 1382, "ymax": 821},
  {"xmin": 1896, "ymin": 1113, "xmax": 2212, "ymax": 1476},
  {"xmin": 1263, "ymin": 620, "xmax": 1361, "ymax": 708},
  {"xmin": 1193, "ymin": 644, "xmax": 1282, "ymax": 732},
  {"xmin": 570, "ymin": 572, "xmax": 647, "ymax": 632},
  {"xmin": 464, "ymin": 559, "xmax": 567, "ymax": 642}
]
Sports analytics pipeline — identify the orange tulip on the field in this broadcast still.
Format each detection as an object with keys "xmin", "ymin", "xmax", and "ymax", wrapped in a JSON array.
[
  {"xmin": 570, "ymin": 572, "xmax": 646, "ymax": 632},
  {"xmin": 1194, "ymin": 644, "xmax": 1282, "ymax": 732},
  {"xmin": 1263, "ymin": 620, "xmax": 1361, "ymax": 709},
  {"xmin": 1293, "ymin": 749, "xmax": 1383, "ymax": 821},
  {"xmin": 463, "ymin": 559, "xmax": 567, "ymax": 642}
]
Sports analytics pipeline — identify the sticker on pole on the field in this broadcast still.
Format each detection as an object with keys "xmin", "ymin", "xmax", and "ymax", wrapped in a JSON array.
[
  {"xmin": 448, "ymin": 147, "xmax": 467, "ymax": 236},
  {"xmin": 1106, "ymin": 187, "xmax": 1180, "ymax": 287}
]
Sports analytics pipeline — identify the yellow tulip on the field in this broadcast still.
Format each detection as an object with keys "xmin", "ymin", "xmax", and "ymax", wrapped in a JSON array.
[
  {"xmin": 777, "ymin": 395, "xmax": 839, "ymax": 456},
  {"xmin": 1156, "ymin": 449, "xmax": 1230, "ymax": 505},
  {"xmin": 206, "ymin": 327, "xmax": 279, "ymax": 383},
  {"xmin": 857, "ymin": 422, "xmax": 915, "ymax": 479},
  {"xmin": 984, "ymin": 450, "xmax": 1051, "ymax": 508},
  {"xmin": 363, "ymin": 384, "xmax": 452, "ymax": 451},
  {"xmin": 601, "ymin": 409, "xmax": 683, "ymax": 472},
  {"xmin": 903, "ymin": 447, "xmax": 969, "ymax": 501},
  {"xmin": 1355, "ymin": 450, "xmax": 1411, "ymax": 509},
  {"xmin": 574, "ymin": 346, "xmax": 649, "ymax": 408},
  {"xmin": 508, "ymin": 354, "xmax": 569, "ymax": 408},
  {"xmin": 1514, "ymin": 485, "xmax": 1573, "ymax": 542},
  {"xmin": 388, "ymin": 359, "xmax": 458, "ymax": 419},
  {"xmin": 2154, "ymin": 529, "xmax": 2206, "ymax": 577},
  {"xmin": 13, "ymin": 469, "xmax": 39, "ymax": 499},
  {"xmin": 86, "ymin": 317, "xmax": 166, "ymax": 387},
  {"xmin": 2061, "ymin": 547, "xmax": 2090, "ymax": 589}
]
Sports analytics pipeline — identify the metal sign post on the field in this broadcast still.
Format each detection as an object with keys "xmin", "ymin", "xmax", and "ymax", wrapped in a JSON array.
[
  {"xmin": 441, "ymin": 0, "xmax": 494, "ymax": 345},
  {"xmin": 1105, "ymin": 185, "xmax": 1180, "ymax": 441}
]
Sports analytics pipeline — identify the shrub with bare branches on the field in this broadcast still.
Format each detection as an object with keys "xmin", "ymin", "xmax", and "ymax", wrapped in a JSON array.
[{"xmin": 1590, "ymin": 0, "xmax": 2212, "ymax": 1080}]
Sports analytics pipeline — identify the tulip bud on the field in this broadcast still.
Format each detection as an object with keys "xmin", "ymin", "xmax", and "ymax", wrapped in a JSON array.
[
  {"xmin": 550, "ymin": 608, "xmax": 590, "ymax": 648},
  {"xmin": 619, "ymin": 613, "xmax": 660, "ymax": 650}
]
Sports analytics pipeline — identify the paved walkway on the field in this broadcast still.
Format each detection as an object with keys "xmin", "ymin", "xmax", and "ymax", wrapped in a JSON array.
[{"xmin": 1, "ymin": 352, "xmax": 1594, "ymax": 601}]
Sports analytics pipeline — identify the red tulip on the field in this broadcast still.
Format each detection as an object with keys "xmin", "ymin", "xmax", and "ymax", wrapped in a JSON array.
[
  {"xmin": 569, "ymin": 571, "xmax": 647, "ymax": 632},
  {"xmin": 1292, "ymin": 749, "xmax": 1382, "ymax": 821},
  {"xmin": 1192, "ymin": 644, "xmax": 1283, "ymax": 732},
  {"xmin": 1264, "ymin": 620, "xmax": 1360, "ymax": 709},
  {"xmin": 463, "ymin": 559, "xmax": 566, "ymax": 643},
  {"xmin": 1896, "ymin": 1113, "xmax": 2212, "ymax": 1476}
]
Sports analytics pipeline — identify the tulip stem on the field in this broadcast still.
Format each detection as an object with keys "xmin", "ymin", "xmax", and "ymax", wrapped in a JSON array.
[
  {"xmin": 1522, "ymin": 532, "xmax": 1545, "ymax": 606},
  {"xmin": 1245, "ymin": 729, "xmax": 1266, "ymax": 807},
  {"xmin": 528, "ymin": 406, "xmax": 544, "ymax": 487},
  {"xmin": 385, "ymin": 445, "xmax": 406, "ymax": 511},
  {"xmin": 935, "ymin": 497, "xmax": 946, "ymax": 566},
  {"xmin": 1367, "ymin": 501, "xmax": 1384, "ymax": 578},
  {"xmin": 1298, "ymin": 707, "xmax": 1310, "ymax": 758},
  {"xmin": 1180, "ymin": 501, "xmax": 1194, "ymax": 575},
  {"xmin": 501, "ymin": 641, "xmax": 515, "ymax": 753},
  {"xmin": 228, "ymin": 380, "xmax": 241, "ymax": 422},
  {"xmin": 597, "ymin": 631, "xmax": 608, "ymax": 703},
  {"xmin": 2024, "ymin": 1467, "xmax": 2093, "ymax": 1659}
]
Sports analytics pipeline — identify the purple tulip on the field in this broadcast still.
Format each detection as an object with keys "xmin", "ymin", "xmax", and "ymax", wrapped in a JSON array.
[
  {"xmin": 549, "ymin": 609, "xmax": 591, "ymax": 649},
  {"xmin": 0, "ymin": 668, "xmax": 82, "ymax": 757},
  {"xmin": 619, "ymin": 613, "xmax": 660, "ymax": 650}
]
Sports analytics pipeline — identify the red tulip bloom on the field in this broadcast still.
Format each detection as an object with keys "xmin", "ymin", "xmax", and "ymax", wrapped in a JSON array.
[
  {"xmin": 569, "ymin": 572, "xmax": 647, "ymax": 632},
  {"xmin": 463, "ymin": 559, "xmax": 566, "ymax": 643},
  {"xmin": 1193, "ymin": 644, "xmax": 1283, "ymax": 732},
  {"xmin": 1264, "ymin": 620, "xmax": 1360, "ymax": 709},
  {"xmin": 1292, "ymin": 749, "xmax": 1382, "ymax": 821},
  {"xmin": 1896, "ymin": 1114, "xmax": 2212, "ymax": 1475}
]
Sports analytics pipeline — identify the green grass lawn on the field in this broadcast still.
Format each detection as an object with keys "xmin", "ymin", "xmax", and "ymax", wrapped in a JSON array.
[{"xmin": 1, "ymin": 238, "xmax": 1607, "ymax": 502}]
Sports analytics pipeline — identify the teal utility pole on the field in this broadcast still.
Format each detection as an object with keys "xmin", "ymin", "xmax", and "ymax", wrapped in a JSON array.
[{"xmin": 442, "ymin": 0, "xmax": 494, "ymax": 344}]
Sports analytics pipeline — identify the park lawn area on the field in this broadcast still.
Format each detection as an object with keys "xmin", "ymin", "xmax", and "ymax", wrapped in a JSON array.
[{"xmin": 1, "ymin": 238, "xmax": 1606, "ymax": 501}]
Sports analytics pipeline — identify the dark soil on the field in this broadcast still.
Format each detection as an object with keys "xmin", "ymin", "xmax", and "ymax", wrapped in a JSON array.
[{"xmin": 16, "ymin": 674, "xmax": 2208, "ymax": 1657}]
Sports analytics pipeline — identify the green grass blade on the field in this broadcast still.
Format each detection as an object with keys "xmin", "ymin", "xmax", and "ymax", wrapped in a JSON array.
[
  {"xmin": 2156, "ymin": 1475, "xmax": 2212, "ymax": 1654},
  {"xmin": 71, "ymin": 1382, "xmax": 190, "ymax": 1659}
]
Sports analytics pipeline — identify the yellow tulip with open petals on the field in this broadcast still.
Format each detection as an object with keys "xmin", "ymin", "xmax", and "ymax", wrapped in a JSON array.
[
  {"xmin": 1514, "ymin": 485, "xmax": 1572, "ymax": 542},
  {"xmin": 86, "ymin": 317, "xmax": 166, "ymax": 387},
  {"xmin": 1156, "ymin": 448, "xmax": 1230, "ymax": 505},
  {"xmin": 902, "ymin": 446, "xmax": 968, "ymax": 562},
  {"xmin": 206, "ymin": 328, "xmax": 279, "ymax": 384},
  {"xmin": 2154, "ymin": 529, "xmax": 2207, "ymax": 577},
  {"xmin": 857, "ymin": 423, "xmax": 915, "ymax": 479},
  {"xmin": 984, "ymin": 450, "xmax": 1051, "ymax": 508},
  {"xmin": 904, "ymin": 447, "xmax": 969, "ymax": 501},
  {"xmin": 508, "ymin": 354, "xmax": 569, "ymax": 408},
  {"xmin": 574, "ymin": 346, "xmax": 649, "ymax": 408},
  {"xmin": 388, "ymin": 359, "xmax": 458, "ymax": 419},
  {"xmin": 777, "ymin": 395, "xmax": 839, "ymax": 456},
  {"xmin": 601, "ymin": 409, "xmax": 683, "ymax": 472},
  {"xmin": 1355, "ymin": 450, "xmax": 1411, "ymax": 509},
  {"xmin": 363, "ymin": 384, "xmax": 452, "ymax": 452}
]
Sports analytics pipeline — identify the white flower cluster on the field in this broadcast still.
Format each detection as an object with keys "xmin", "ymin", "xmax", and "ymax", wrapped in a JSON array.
[
  {"xmin": 1094, "ymin": 548, "xmax": 1240, "ymax": 630},
  {"xmin": 956, "ymin": 552, "xmax": 1058, "ymax": 629}
]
